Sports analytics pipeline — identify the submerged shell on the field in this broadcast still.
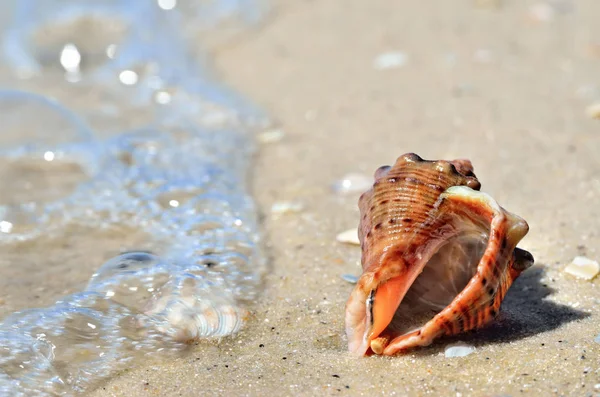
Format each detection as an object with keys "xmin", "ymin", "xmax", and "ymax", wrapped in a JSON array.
[{"xmin": 345, "ymin": 153, "xmax": 533, "ymax": 356}]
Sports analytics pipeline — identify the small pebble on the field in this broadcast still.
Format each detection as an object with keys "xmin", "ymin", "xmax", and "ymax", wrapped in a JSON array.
[
  {"xmin": 443, "ymin": 53, "xmax": 458, "ymax": 68},
  {"xmin": 258, "ymin": 128, "xmax": 285, "ymax": 144},
  {"xmin": 373, "ymin": 51, "xmax": 408, "ymax": 70},
  {"xmin": 564, "ymin": 256, "xmax": 600, "ymax": 280},
  {"xmin": 586, "ymin": 102, "xmax": 600, "ymax": 119},
  {"xmin": 444, "ymin": 343, "xmax": 476, "ymax": 358},
  {"xmin": 595, "ymin": 333, "xmax": 600, "ymax": 344},
  {"xmin": 575, "ymin": 85, "xmax": 598, "ymax": 100},
  {"xmin": 340, "ymin": 274, "xmax": 359, "ymax": 284},
  {"xmin": 336, "ymin": 228, "xmax": 360, "ymax": 245},
  {"xmin": 332, "ymin": 173, "xmax": 372, "ymax": 194},
  {"xmin": 270, "ymin": 201, "xmax": 304, "ymax": 215},
  {"xmin": 529, "ymin": 2, "xmax": 555, "ymax": 22}
]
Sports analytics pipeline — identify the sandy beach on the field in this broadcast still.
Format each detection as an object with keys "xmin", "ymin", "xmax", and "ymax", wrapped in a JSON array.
[{"xmin": 4, "ymin": 0, "xmax": 599, "ymax": 395}]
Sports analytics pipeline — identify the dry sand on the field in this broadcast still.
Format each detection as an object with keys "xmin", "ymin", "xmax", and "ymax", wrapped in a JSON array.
[{"xmin": 85, "ymin": 0, "xmax": 599, "ymax": 395}]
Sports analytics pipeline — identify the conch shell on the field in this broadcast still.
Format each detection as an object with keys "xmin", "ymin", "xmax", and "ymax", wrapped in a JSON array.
[{"xmin": 345, "ymin": 153, "xmax": 533, "ymax": 356}]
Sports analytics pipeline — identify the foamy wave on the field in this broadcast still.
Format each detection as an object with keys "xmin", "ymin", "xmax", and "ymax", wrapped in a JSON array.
[{"xmin": 0, "ymin": 0, "xmax": 268, "ymax": 395}]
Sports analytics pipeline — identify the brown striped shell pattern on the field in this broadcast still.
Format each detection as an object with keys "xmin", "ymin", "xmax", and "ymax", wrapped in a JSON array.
[{"xmin": 345, "ymin": 153, "xmax": 533, "ymax": 356}]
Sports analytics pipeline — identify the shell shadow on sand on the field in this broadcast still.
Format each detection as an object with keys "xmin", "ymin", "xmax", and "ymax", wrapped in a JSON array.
[{"xmin": 412, "ymin": 265, "xmax": 589, "ymax": 354}]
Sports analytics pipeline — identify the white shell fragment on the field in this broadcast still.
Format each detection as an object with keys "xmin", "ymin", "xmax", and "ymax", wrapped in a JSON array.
[
  {"xmin": 473, "ymin": 48, "xmax": 493, "ymax": 64},
  {"xmin": 373, "ymin": 51, "xmax": 408, "ymax": 70},
  {"xmin": 257, "ymin": 128, "xmax": 285, "ymax": 144},
  {"xmin": 586, "ymin": 102, "xmax": 600, "ymax": 119},
  {"xmin": 529, "ymin": 2, "xmax": 555, "ymax": 22},
  {"xmin": 444, "ymin": 343, "xmax": 476, "ymax": 358},
  {"xmin": 270, "ymin": 201, "xmax": 304, "ymax": 215},
  {"xmin": 564, "ymin": 256, "xmax": 600, "ymax": 280},
  {"xmin": 332, "ymin": 173, "xmax": 372, "ymax": 194},
  {"xmin": 336, "ymin": 228, "xmax": 360, "ymax": 245}
]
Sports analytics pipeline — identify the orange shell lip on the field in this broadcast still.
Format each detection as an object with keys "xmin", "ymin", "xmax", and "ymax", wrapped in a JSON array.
[
  {"xmin": 345, "ymin": 154, "xmax": 533, "ymax": 357},
  {"xmin": 351, "ymin": 233, "xmax": 457, "ymax": 356},
  {"xmin": 367, "ymin": 274, "xmax": 422, "ymax": 354}
]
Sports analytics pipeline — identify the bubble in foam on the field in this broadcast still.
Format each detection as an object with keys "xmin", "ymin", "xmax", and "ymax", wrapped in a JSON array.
[
  {"xmin": 2, "ymin": 0, "xmax": 146, "ymax": 79},
  {"xmin": 0, "ymin": 90, "xmax": 95, "ymax": 241},
  {"xmin": 0, "ymin": 203, "xmax": 43, "ymax": 240},
  {"xmin": 88, "ymin": 252, "xmax": 172, "ymax": 312},
  {"xmin": 90, "ymin": 251, "xmax": 165, "ymax": 283}
]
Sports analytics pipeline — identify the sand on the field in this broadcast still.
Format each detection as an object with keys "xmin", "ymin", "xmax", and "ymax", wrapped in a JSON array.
[{"xmin": 64, "ymin": 0, "xmax": 600, "ymax": 395}]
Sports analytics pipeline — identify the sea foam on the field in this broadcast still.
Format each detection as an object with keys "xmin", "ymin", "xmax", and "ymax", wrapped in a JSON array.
[{"xmin": 0, "ymin": 0, "xmax": 268, "ymax": 394}]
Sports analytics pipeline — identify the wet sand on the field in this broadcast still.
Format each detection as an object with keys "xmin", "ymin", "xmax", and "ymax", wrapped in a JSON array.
[{"xmin": 86, "ymin": 0, "xmax": 599, "ymax": 395}]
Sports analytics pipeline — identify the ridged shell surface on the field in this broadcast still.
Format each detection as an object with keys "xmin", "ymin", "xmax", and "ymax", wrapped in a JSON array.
[{"xmin": 358, "ymin": 153, "xmax": 481, "ymax": 270}]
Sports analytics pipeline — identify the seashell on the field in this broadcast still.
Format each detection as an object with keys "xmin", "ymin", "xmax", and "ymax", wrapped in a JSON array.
[
  {"xmin": 336, "ymin": 228, "xmax": 361, "ymax": 245},
  {"xmin": 345, "ymin": 153, "xmax": 533, "ymax": 356}
]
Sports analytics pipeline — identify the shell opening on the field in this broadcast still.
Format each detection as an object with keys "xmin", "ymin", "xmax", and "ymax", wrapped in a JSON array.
[{"xmin": 370, "ymin": 231, "xmax": 487, "ymax": 353}]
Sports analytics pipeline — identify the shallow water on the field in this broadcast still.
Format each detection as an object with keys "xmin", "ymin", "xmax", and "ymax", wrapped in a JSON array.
[{"xmin": 0, "ymin": 1, "xmax": 268, "ymax": 395}]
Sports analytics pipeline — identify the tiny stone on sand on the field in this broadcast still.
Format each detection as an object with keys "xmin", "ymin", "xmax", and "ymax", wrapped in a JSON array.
[
  {"xmin": 444, "ymin": 343, "xmax": 476, "ymax": 358},
  {"xmin": 564, "ymin": 256, "xmax": 600, "ymax": 280},
  {"xmin": 332, "ymin": 173, "xmax": 372, "ymax": 194},
  {"xmin": 373, "ymin": 51, "xmax": 408, "ymax": 70},
  {"xmin": 271, "ymin": 201, "xmax": 304, "ymax": 215},
  {"xmin": 336, "ymin": 228, "xmax": 360, "ymax": 245}
]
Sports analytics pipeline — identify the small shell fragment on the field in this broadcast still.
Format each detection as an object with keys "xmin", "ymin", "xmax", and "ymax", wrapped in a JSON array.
[
  {"xmin": 332, "ymin": 173, "xmax": 373, "ymax": 195},
  {"xmin": 564, "ymin": 256, "xmax": 600, "ymax": 280},
  {"xmin": 444, "ymin": 343, "xmax": 476, "ymax": 358},
  {"xmin": 341, "ymin": 274, "xmax": 359, "ymax": 284},
  {"xmin": 336, "ymin": 228, "xmax": 360, "ymax": 245},
  {"xmin": 586, "ymin": 102, "xmax": 600, "ymax": 119},
  {"xmin": 373, "ymin": 51, "xmax": 408, "ymax": 70},
  {"xmin": 270, "ymin": 201, "xmax": 304, "ymax": 215},
  {"xmin": 258, "ymin": 128, "xmax": 285, "ymax": 144},
  {"xmin": 529, "ymin": 2, "xmax": 555, "ymax": 22}
]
